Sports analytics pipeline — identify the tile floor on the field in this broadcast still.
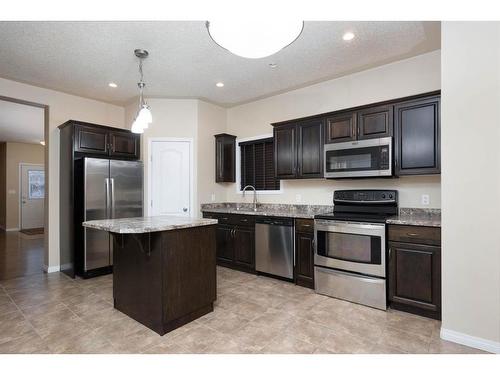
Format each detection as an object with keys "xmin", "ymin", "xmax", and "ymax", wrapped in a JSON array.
[{"xmin": 0, "ymin": 266, "xmax": 486, "ymax": 354}]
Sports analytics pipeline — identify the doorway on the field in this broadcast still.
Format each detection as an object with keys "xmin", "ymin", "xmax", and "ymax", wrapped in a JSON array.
[
  {"xmin": 0, "ymin": 95, "xmax": 49, "ymax": 280},
  {"xmin": 20, "ymin": 163, "xmax": 45, "ymax": 231},
  {"xmin": 149, "ymin": 138, "xmax": 193, "ymax": 217}
]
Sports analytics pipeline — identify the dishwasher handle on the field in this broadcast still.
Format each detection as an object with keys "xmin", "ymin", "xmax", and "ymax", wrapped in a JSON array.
[{"xmin": 256, "ymin": 216, "xmax": 294, "ymax": 226}]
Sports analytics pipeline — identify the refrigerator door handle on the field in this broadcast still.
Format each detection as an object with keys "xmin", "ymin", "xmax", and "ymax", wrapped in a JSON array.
[
  {"xmin": 105, "ymin": 178, "xmax": 110, "ymax": 219},
  {"xmin": 110, "ymin": 178, "xmax": 115, "ymax": 219}
]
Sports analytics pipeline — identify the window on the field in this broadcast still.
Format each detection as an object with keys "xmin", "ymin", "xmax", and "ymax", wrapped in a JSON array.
[
  {"xmin": 239, "ymin": 137, "xmax": 280, "ymax": 191},
  {"xmin": 28, "ymin": 170, "xmax": 45, "ymax": 199}
]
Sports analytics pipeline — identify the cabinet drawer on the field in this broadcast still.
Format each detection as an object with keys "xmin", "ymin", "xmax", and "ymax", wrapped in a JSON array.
[
  {"xmin": 202, "ymin": 212, "xmax": 255, "ymax": 226},
  {"xmin": 295, "ymin": 218, "xmax": 314, "ymax": 233},
  {"xmin": 388, "ymin": 225, "xmax": 441, "ymax": 246}
]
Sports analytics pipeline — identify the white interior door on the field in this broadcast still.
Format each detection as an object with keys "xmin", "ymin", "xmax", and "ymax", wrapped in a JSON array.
[
  {"xmin": 150, "ymin": 140, "xmax": 191, "ymax": 217},
  {"xmin": 20, "ymin": 164, "xmax": 45, "ymax": 229}
]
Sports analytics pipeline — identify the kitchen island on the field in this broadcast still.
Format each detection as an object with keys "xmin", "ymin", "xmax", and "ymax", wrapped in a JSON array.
[{"xmin": 82, "ymin": 216, "xmax": 218, "ymax": 335}]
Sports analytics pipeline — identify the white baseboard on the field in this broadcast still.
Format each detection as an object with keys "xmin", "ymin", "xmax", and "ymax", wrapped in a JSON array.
[
  {"xmin": 43, "ymin": 264, "xmax": 60, "ymax": 273},
  {"xmin": 5, "ymin": 227, "xmax": 20, "ymax": 232},
  {"xmin": 441, "ymin": 327, "xmax": 500, "ymax": 354}
]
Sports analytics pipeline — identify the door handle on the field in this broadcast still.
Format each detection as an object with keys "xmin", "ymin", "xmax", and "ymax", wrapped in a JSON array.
[
  {"xmin": 183, "ymin": 207, "xmax": 188, "ymax": 212},
  {"xmin": 110, "ymin": 178, "xmax": 115, "ymax": 219},
  {"xmin": 105, "ymin": 178, "xmax": 110, "ymax": 218}
]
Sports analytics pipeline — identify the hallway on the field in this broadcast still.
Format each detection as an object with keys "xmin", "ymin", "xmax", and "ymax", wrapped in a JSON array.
[{"xmin": 0, "ymin": 230, "xmax": 44, "ymax": 281}]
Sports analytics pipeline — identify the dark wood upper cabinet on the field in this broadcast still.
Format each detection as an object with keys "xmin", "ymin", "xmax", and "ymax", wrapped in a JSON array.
[
  {"xmin": 325, "ymin": 112, "xmax": 356, "ymax": 143},
  {"xmin": 74, "ymin": 125, "xmax": 109, "ymax": 155},
  {"xmin": 274, "ymin": 124, "xmax": 297, "ymax": 179},
  {"xmin": 274, "ymin": 120, "xmax": 323, "ymax": 179},
  {"xmin": 394, "ymin": 96, "xmax": 440, "ymax": 175},
  {"xmin": 73, "ymin": 123, "xmax": 140, "ymax": 159},
  {"xmin": 297, "ymin": 119, "xmax": 324, "ymax": 178},
  {"xmin": 357, "ymin": 104, "xmax": 393, "ymax": 139},
  {"xmin": 109, "ymin": 131, "xmax": 140, "ymax": 158},
  {"xmin": 214, "ymin": 134, "xmax": 236, "ymax": 182}
]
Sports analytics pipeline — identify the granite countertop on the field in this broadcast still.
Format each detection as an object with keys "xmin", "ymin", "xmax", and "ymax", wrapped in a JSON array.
[
  {"xmin": 386, "ymin": 208, "xmax": 441, "ymax": 227},
  {"xmin": 201, "ymin": 203, "xmax": 332, "ymax": 219},
  {"xmin": 82, "ymin": 216, "xmax": 218, "ymax": 234}
]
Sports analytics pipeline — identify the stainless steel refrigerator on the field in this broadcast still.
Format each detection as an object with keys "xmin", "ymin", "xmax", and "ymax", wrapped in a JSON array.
[{"xmin": 83, "ymin": 157, "xmax": 143, "ymax": 274}]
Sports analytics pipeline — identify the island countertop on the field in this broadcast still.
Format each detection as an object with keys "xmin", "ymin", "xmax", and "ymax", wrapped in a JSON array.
[{"xmin": 82, "ymin": 216, "xmax": 218, "ymax": 234}]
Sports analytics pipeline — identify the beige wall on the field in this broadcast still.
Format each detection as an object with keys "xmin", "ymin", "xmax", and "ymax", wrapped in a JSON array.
[
  {"xmin": 0, "ymin": 142, "xmax": 6, "ymax": 229},
  {"xmin": 224, "ymin": 50, "xmax": 442, "ymax": 208},
  {"xmin": 125, "ymin": 98, "xmax": 199, "ymax": 216},
  {"xmin": 0, "ymin": 77, "xmax": 125, "ymax": 270},
  {"xmin": 126, "ymin": 98, "xmax": 228, "ymax": 218},
  {"xmin": 441, "ymin": 22, "xmax": 500, "ymax": 352},
  {"xmin": 4, "ymin": 142, "xmax": 45, "ymax": 230},
  {"xmin": 197, "ymin": 100, "xmax": 227, "ymax": 211}
]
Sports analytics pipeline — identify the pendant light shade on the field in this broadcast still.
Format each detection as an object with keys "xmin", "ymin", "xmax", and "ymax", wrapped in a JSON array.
[
  {"xmin": 131, "ymin": 49, "xmax": 152, "ymax": 134},
  {"xmin": 131, "ymin": 118, "xmax": 144, "ymax": 134},
  {"xmin": 137, "ymin": 105, "xmax": 153, "ymax": 128},
  {"xmin": 206, "ymin": 21, "xmax": 303, "ymax": 59}
]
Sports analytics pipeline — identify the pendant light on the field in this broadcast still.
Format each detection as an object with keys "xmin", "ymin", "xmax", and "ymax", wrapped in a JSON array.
[
  {"xmin": 206, "ymin": 21, "xmax": 304, "ymax": 59},
  {"xmin": 131, "ymin": 49, "xmax": 152, "ymax": 134}
]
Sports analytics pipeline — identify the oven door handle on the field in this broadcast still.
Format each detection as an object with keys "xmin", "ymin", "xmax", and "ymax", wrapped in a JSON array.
[{"xmin": 315, "ymin": 222, "xmax": 385, "ymax": 235}]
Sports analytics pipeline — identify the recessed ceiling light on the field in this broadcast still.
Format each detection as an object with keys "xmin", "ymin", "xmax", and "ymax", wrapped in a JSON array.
[
  {"xmin": 269, "ymin": 63, "xmax": 278, "ymax": 68},
  {"xmin": 40, "ymin": 140, "xmax": 45, "ymax": 146},
  {"xmin": 216, "ymin": 82, "xmax": 224, "ymax": 88},
  {"xmin": 108, "ymin": 82, "xmax": 118, "ymax": 88},
  {"xmin": 342, "ymin": 32, "xmax": 355, "ymax": 41}
]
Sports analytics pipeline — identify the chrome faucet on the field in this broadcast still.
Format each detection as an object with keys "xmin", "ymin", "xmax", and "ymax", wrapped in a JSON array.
[{"xmin": 242, "ymin": 185, "xmax": 258, "ymax": 212}]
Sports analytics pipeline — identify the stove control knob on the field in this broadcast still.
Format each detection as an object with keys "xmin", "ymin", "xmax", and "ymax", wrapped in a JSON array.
[{"xmin": 389, "ymin": 194, "xmax": 393, "ymax": 199}]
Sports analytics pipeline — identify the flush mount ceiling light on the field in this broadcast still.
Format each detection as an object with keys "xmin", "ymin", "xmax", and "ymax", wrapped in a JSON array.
[
  {"xmin": 206, "ymin": 20, "xmax": 304, "ymax": 59},
  {"xmin": 342, "ymin": 32, "xmax": 355, "ymax": 41},
  {"xmin": 108, "ymin": 82, "xmax": 118, "ymax": 88},
  {"xmin": 131, "ymin": 49, "xmax": 153, "ymax": 134},
  {"xmin": 216, "ymin": 82, "xmax": 224, "ymax": 87}
]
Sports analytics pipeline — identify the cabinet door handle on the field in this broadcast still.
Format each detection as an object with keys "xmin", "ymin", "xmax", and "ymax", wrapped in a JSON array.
[
  {"xmin": 406, "ymin": 233, "xmax": 420, "ymax": 237},
  {"xmin": 388, "ymin": 247, "xmax": 392, "ymax": 259},
  {"xmin": 302, "ymin": 224, "xmax": 311, "ymax": 227}
]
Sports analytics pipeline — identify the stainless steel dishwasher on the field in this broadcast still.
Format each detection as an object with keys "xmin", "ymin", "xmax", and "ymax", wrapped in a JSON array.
[{"xmin": 255, "ymin": 217, "xmax": 294, "ymax": 279}]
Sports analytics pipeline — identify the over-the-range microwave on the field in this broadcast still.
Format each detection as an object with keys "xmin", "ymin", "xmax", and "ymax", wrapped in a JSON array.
[{"xmin": 324, "ymin": 137, "xmax": 392, "ymax": 178}]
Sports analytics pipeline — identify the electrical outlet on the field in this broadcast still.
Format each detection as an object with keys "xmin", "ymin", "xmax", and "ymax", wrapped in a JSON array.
[
  {"xmin": 295, "ymin": 194, "xmax": 302, "ymax": 203},
  {"xmin": 8, "ymin": 189, "xmax": 15, "ymax": 195},
  {"xmin": 211, "ymin": 193, "xmax": 216, "ymax": 202},
  {"xmin": 421, "ymin": 194, "xmax": 430, "ymax": 205}
]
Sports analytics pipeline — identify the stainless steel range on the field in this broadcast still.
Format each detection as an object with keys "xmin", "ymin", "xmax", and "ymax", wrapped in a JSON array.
[{"xmin": 314, "ymin": 189, "xmax": 398, "ymax": 310}]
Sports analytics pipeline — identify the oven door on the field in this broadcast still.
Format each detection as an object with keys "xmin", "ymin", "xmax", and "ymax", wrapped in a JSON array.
[
  {"xmin": 314, "ymin": 219, "xmax": 386, "ymax": 277},
  {"xmin": 324, "ymin": 137, "xmax": 392, "ymax": 178}
]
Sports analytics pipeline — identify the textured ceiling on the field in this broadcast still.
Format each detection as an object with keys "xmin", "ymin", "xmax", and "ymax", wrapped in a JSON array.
[
  {"xmin": 0, "ymin": 100, "xmax": 44, "ymax": 144},
  {"xmin": 0, "ymin": 21, "xmax": 440, "ymax": 107}
]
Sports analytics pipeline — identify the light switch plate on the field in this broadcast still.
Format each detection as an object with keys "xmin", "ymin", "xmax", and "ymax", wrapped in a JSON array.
[
  {"xmin": 8, "ymin": 189, "xmax": 16, "ymax": 195},
  {"xmin": 211, "ymin": 193, "xmax": 216, "ymax": 202},
  {"xmin": 421, "ymin": 194, "xmax": 430, "ymax": 205}
]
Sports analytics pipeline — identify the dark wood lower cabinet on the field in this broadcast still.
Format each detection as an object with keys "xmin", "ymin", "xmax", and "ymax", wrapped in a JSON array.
[
  {"xmin": 203, "ymin": 213, "xmax": 256, "ymax": 273},
  {"xmin": 112, "ymin": 225, "xmax": 216, "ymax": 335},
  {"xmin": 233, "ymin": 226, "xmax": 255, "ymax": 270},
  {"xmin": 294, "ymin": 219, "xmax": 315, "ymax": 289},
  {"xmin": 388, "ymin": 225, "xmax": 441, "ymax": 320}
]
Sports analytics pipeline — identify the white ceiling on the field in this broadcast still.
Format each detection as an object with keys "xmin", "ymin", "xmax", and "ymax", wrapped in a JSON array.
[
  {"xmin": 0, "ymin": 100, "xmax": 44, "ymax": 144},
  {"xmin": 0, "ymin": 21, "xmax": 440, "ymax": 107}
]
